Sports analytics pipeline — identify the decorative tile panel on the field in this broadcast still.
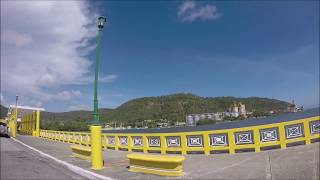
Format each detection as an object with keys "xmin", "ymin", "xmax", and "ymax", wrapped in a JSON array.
[
  {"xmin": 132, "ymin": 136, "xmax": 143, "ymax": 146},
  {"xmin": 187, "ymin": 135, "xmax": 203, "ymax": 147},
  {"xmin": 107, "ymin": 136, "xmax": 115, "ymax": 145},
  {"xmin": 209, "ymin": 133, "xmax": 228, "ymax": 146},
  {"xmin": 285, "ymin": 124, "xmax": 304, "ymax": 139},
  {"xmin": 310, "ymin": 121, "xmax": 320, "ymax": 134},
  {"xmin": 260, "ymin": 128, "xmax": 279, "ymax": 142},
  {"xmin": 119, "ymin": 136, "xmax": 128, "ymax": 146},
  {"xmin": 166, "ymin": 136, "xmax": 181, "ymax": 147},
  {"xmin": 234, "ymin": 131, "xmax": 254, "ymax": 145},
  {"xmin": 148, "ymin": 136, "xmax": 160, "ymax": 147}
]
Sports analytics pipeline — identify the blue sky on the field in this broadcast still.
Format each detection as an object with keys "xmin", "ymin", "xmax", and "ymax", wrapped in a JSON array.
[{"xmin": 1, "ymin": 1, "xmax": 319, "ymax": 112}]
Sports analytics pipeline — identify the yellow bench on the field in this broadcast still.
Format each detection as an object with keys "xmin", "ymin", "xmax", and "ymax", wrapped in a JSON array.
[
  {"xmin": 70, "ymin": 145, "xmax": 91, "ymax": 161},
  {"xmin": 127, "ymin": 154, "xmax": 185, "ymax": 176}
]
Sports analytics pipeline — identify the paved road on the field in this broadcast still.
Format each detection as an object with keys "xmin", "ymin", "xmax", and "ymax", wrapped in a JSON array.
[
  {"xmin": 14, "ymin": 135, "xmax": 320, "ymax": 180},
  {"xmin": 0, "ymin": 137, "xmax": 86, "ymax": 180}
]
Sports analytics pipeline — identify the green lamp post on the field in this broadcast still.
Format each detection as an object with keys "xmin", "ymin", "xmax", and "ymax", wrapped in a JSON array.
[
  {"xmin": 90, "ymin": 16, "xmax": 106, "ymax": 170},
  {"xmin": 92, "ymin": 16, "xmax": 106, "ymax": 125}
]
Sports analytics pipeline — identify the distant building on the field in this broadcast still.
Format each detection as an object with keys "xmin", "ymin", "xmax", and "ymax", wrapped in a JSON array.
[
  {"xmin": 287, "ymin": 100, "xmax": 303, "ymax": 113},
  {"xmin": 186, "ymin": 102, "xmax": 248, "ymax": 126},
  {"xmin": 239, "ymin": 103, "xmax": 246, "ymax": 115},
  {"xmin": 229, "ymin": 102, "xmax": 246, "ymax": 117},
  {"xmin": 157, "ymin": 122, "xmax": 168, "ymax": 127},
  {"xmin": 175, "ymin": 121, "xmax": 186, "ymax": 127}
]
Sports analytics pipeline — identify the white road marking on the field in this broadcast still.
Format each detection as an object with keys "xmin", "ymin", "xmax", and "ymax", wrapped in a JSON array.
[
  {"xmin": 195, "ymin": 157, "xmax": 253, "ymax": 178},
  {"xmin": 12, "ymin": 138, "xmax": 113, "ymax": 180},
  {"xmin": 265, "ymin": 152, "xmax": 272, "ymax": 180}
]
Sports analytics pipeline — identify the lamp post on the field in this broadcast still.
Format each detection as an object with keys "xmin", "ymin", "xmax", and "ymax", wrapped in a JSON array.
[
  {"xmin": 90, "ymin": 16, "xmax": 106, "ymax": 170},
  {"xmin": 92, "ymin": 16, "xmax": 106, "ymax": 125}
]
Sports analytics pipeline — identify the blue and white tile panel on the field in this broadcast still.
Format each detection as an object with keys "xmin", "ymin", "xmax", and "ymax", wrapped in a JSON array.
[
  {"xmin": 118, "ymin": 136, "xmax": 128, "ymax": 146},
  {"xmin": 259, "ymin": 128, "xmax": 279, "ymax": 142},
  {"xmin": 285, "ymin": 124, "xmax": 304, "ymax": 139},
  {"xmin": 234, "ymin": 131, "xmax": 254, "ymax": 145},
  {"xmin": 107, "ymin": 136, "xmax": 115, "ymax": 145},
  {"xmin": 209, "ymin": 133, "xmax": 228, "ymax": 146},
  {"xmin": 187, "ymin": 135, "xmax": 203, "ymax": 147},
  {"xmin": 132, "ymin": 136, "xmax": 143, "ymax": 146},
  {"xmin": 166, "ymin": 136, "xmax": 181, "ymax": 147},
  {"xmin": 309, "ymin": 121, "xmax": 320, "ymax": 134},
  {"xmin": 148, "ymin": 136, "xmax": 160, "ymax": 147}
]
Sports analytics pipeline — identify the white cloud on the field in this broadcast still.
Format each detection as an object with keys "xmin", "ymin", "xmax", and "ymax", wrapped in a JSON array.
[
  {"xmin": 68, "ymin": 104, "xmax": 90, "ymax": 111},
  {"xmin": 100, "ymin": 74, "xmax": 118, "ymax": 83},
  {"xmin": 178, "ymin": 1, "xmax": 221, "ymax": 22},
  {"xmin": 55, "ymin": 90, "xmax": 82, "ymax": 101},
  {"xmin": 79, "ymin": 74, "xmax": 118, "ymax": 84},
  {"xmin": 0, "ymin": 1, "xmax": 104, "ymax": 105}
]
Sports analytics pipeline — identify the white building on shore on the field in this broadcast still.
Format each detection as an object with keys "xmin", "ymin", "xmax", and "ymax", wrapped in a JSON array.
[{"xmin": 186, "ymin": 102, "xmax": 247, "ymax": 126}]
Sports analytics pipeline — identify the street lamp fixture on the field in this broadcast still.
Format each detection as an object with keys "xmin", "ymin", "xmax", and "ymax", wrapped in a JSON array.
[{"xmin": 98, "ymin": 16, "xmax": 106, "ymax": 31}]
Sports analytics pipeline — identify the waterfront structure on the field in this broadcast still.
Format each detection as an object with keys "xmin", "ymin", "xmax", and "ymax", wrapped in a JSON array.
[
  {"xmin": 40, "ymin": 108, "xmax": 319, "ymax": 156},
  {"xmin": 186, "ymin": 102, "xmax": 247, "ymax": 126},
  {"xmin": 229, "ymin": 102, "xmax": 247, "ymax": 117},
  {"xmin": 287, "ymin": 100, "xmax": 303, "ymax": 113}
]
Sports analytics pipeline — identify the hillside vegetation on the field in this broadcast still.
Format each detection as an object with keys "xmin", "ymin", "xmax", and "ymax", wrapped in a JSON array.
[
  {"xmin": 42, "ymin": 93, "xmax": 290, "ymax": 130},
  {"xmin": 1, "ymin": 93, "xmax": 290, "ymax": 131}
]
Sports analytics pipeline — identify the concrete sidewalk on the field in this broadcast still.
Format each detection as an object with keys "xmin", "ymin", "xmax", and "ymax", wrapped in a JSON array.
[
  {"xmin": 0, "ymin": 137, "xmax": 86, "ymax": 180},
  {"xmin": 15, "ymin": 135, "xmax": 319, "ymax": 180}
]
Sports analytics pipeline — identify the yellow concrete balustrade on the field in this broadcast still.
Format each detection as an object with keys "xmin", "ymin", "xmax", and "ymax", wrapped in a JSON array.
[{"xmin": 39, "ymin": 116, "xmax": 319, "ymax": 155}]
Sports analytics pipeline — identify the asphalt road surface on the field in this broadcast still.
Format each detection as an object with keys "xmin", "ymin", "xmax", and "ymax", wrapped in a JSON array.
[{"xmin": 0, "ymin": 137, "xmax": 86, "ymax": 180}]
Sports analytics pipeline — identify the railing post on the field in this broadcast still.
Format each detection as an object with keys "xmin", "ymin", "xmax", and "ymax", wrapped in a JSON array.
[
  {"xmin": 203, "ymin": 132, "xmax": 210, "ymax": 155},
  {"xmin": 114, "ymin": 135, "xmax": 119, "ymax": 150},
  {"xmin": 181, "ymin": 134, "xmax": 187, "ymax": 155},
  {"xmin": 160, "ymin": 135, "xmax": 166, "ymax": 154},
  {"xmin": 303, "ymin": 120, "xmax": 311, "ymax": 144},
  {"xmin": 80, "ymin": 134, "xmax": 83, "ymax": 145},
  {"xmin": 279, "ymin": 124, "xmax": 286, "ymax": 149},
  {"xmin": 143, "ymin": 135, "xmax": 148, "ymax": 153},
  {"xmin": 67, "ymin": 132, "xmax": 71, "ymax": 143},
  {"xmin": 127, "ymin": 135, "xmax": 132, "ymax": 152},
  {"xmin": 64, "ymin": 132, "xmax": 67, "ymax": 142},
  {"xmin": 228, "ymin": 130, "xmax": 235, "ymax": 154},
  {"xmin": 86, "ymin": 134, "xmax": 90, "ymax": 146},
  {"xmin": 253, "ymin": 128, "xmax": 261, "ymax": 152}
]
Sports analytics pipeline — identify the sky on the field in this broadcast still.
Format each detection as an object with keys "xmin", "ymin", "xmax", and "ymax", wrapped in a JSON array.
[{"xmin": 1, "ymin": 1, "xmax": 319, "ymax": 112}]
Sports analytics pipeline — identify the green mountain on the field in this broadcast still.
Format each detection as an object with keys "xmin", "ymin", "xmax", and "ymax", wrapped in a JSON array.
[
  {"xmin": 102, "ymin": 93, "xmax": 289, "ymax": 125},
  {"xmin": 1, "ymin": 93, "xmax": 290, "ymax": 131}
]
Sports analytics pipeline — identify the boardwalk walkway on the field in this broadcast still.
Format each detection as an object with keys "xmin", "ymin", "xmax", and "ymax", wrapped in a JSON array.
[
  {"xmin": 0, "ymin": 137, "xmax": 85, "ymax": 180},
  {"xmin": 1, "ymin": 135, "xmax": 319, "ymax": 180}
]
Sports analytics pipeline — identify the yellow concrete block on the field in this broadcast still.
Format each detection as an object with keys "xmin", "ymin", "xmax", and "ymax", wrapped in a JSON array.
[
  {"xmin": 70, "ymin": 145, "xmax": 91, "ymax": 161},
  {"xmin": 127, "ymin": 154, "xmax": 185, "ymax": 177}
]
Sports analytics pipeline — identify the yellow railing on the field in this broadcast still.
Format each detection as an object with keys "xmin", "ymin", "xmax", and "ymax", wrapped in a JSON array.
[
  {"xmin": 20, "ymin": 110, "xmax": 40, "ymax": 137},
  {"xmin": 40, "ymin": 116, "xmax": 319, "ymax": 155}
]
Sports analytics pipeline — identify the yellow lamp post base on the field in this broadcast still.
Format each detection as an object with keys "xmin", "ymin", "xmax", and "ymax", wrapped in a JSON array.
[{"xmin": 90, "ymin": 125, "xmax": 104, "ymax": 170}]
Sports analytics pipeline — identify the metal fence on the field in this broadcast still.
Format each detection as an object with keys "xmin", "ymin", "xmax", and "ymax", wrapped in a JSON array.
[{"xmin": 39, "ymin": 116, "xmax": 319, "ymax": 155}]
